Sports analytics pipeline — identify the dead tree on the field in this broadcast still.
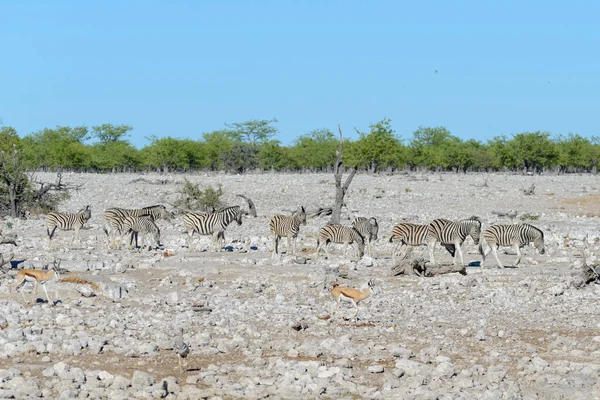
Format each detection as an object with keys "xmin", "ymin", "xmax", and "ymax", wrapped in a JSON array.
[
  {"xmin": 236, "ymin": 194, "xmax": 257, "ymax": 217},
  {"xmin": 0, "ymin": 146, "xmax": 28, "ymax": 218},
  {"xmin": 330, "ymin": 125, "xmax": 357, "ymax": 225}
]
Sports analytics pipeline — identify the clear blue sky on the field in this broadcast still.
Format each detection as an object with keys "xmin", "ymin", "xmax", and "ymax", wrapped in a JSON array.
[{"xmin": 1, "ymin": 0, "xmax": 599, "ymax": 147}]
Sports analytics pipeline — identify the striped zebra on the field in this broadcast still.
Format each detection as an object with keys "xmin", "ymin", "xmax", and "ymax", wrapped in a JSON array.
[
  {"xmin": 389, "ymin": 222, "xmax": 456, "ymax": 262},
  {"xmin": 269, "ymin": 206, "xmax": 307, "ymax": 258},
  {"xmin": 103, "ymin": 205, "xmax": 172, "ymax": 249},
  {"xmin": 122, "ymin": 215, "xmax": 161, "ymax": 250},
  {"xmin": 351, "ymin": 217, "xmax": 378, "ymax": 257},
  {"xmin": 45, "ymin": 205, "xmax": 92, "ymax": 248},
  {"xmin": 426, "ymin": 218, "xmax": 481, "ymax": 265},
  {"xmin": 183, "ymin": 206, "xmax": 243, "ymax": 251},
  {"xmin": 316, "ymin": 224, "xmax": 365, "ymax": 259},
  {"xmin": 479, "ymin": 223, "xmax": 545, "ymax": 269}
]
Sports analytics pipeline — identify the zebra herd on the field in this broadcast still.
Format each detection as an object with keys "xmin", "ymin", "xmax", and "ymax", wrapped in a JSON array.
[{"xmin": 42, "ymin": 203, "xmax": 545, "ymax": 269}]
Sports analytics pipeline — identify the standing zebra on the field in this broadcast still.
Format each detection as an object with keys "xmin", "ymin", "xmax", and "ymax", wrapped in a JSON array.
[
  {"xmin": 316, "ymin": 224, "xmax": 365, "ymax": 259},
  {"xmin": 426, "ymin": 218, "xmax": 481, "ymax": 265},
  {"xmin": 122, "ymin": 215, "xmax": 161, "ymax": 250},
  {"xmin": 269, "ymin": 206, "xmax": 307, "ymax": 258},
  {"xmin": 351, "ymin": 217, "xmax": 378, "ymax": 257},
  {"xmin": 103, "ymin": 205, "xmax": 172, "ymax": 249},
  {"xmin": 389, "ymin": 222, "xmax": 456, "ymax": 262},
  {"xmin": 46, "ymin": 205, "xmax": 92, "ymax": 248},
  {"xmin": 479, "ymin": 223, "xmax": 545, "ymax": 269},
  {"xmin": 183, "ymin": 206, "xmax": 243, "ymax": 251}
]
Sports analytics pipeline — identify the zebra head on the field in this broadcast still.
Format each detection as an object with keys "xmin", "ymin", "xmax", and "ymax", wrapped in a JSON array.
[
  {"xmin": 532, "ymin": 226, "xmax": 545, "ymax": 255},
  {"xmin": 80, "ymin": 205, "xmax": 92, "ymax": 222},
  {"xmin": 369, "ymin": 217, "xmax": 379, "ymax": 241},
  {"xmin": 233, "ymin": 207, "xmax": 243, "ymax": 226},
  {"xmin": 465, "ymin": 219, "xmax": 481, "ymax": 245},
  {"xmin": 294, "ymin": 206, "xmax": 307, "ymax": 226}
]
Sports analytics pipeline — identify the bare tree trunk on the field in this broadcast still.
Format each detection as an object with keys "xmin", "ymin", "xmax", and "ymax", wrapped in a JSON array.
[{"xmin": 330, "ymin": 125, "xmax": 357, "ymax": 225}]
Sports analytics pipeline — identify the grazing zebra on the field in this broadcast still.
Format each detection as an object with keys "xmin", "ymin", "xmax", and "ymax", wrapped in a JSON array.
[
  {"xmin": 103, "ymin": 205, "xmax": 172, "ymax": 249},
  {"xmin": 45, "ymin": 205, "xmax": 92, "ymax": 248},
  {"xmin": 183, "ymin": 206, "xmax": 243, "ymax": 251},
  {"xmin": 426, "ymin": 218, "xmax": 481, "ymax": 265},
  {"xmin": 122, "ymin": 215, "xmax": 161, "ymax": 250},
  {"xmin": 479, "ymin": 223, "xmax": 545, "ymax": 269},
  {"xmin": 269, "ymin": 206, "xmax": 307, "ymax": 258},
  {"xmin": 389, "ymin": 222, "xmax": 456, "ymax": 262},
  {"xmin": 351, "ymin": 217, "xmax": 378, "ymax": 257},
  {"xmin": 316, "ymin": 224, "xmax": 365, "ymax": 259}
]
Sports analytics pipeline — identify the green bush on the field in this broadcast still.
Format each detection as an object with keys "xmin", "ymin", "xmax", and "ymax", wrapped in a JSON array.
[{"xmin": 174, "ymin": 179, "xmax": 224, "ymax": 211}]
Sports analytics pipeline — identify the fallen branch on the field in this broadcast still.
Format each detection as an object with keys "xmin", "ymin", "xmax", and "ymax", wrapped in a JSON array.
[
  {"xmin": 491, "ymin": 210, "xmax": 518, "ymax": 219},
  {"xmin": 392, "ymin": 258, "xmax": 467, "ymax": 277}
]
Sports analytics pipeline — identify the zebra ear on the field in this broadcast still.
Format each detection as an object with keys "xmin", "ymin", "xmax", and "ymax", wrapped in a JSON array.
[{"xmin": 300, "ymin": 206, "xmax": 305, "ymax": 213}]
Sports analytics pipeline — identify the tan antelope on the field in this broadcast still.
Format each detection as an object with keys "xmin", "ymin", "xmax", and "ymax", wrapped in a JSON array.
[
  {"xmin": 14, "ymin": 267, "xmax": 60, "ymax": 304},
  {"xmin": 330, "ymin": 280, "xmax": 376, "ymax": 321}
]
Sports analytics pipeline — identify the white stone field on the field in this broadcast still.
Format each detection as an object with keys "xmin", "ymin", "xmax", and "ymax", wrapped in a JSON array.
[{"xmin": 0, "ymin": 171, "xmax": 599, "ymax": 399}]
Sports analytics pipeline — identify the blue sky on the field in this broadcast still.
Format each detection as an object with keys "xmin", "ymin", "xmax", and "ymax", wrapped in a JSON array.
[{"xmin": 1, "ymin": 0, "xmax": 599, "ymax": 147}]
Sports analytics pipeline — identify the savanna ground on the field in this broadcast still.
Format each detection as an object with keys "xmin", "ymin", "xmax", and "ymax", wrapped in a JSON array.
[{"xmin": 0, "ymin": 171, "xmax": 599, "ymax": 399}]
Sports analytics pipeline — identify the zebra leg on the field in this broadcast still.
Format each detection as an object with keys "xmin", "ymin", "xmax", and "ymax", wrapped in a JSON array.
[
  {"xmin": 427, "ymin": 240, "xmax": 436, "ymax": 265},
  {"xmin": 455, "ymin": 241, "xmax": 464, "ymax": 265},
  {"xmin": 514, "ymin": 244, "xmax": 522, "ymax": 266},
  {"xmin": 491, "ymin": 245, "xmax": 503, "ymax": 268},
  {"xmin": 186, "ymin": 231, "xmax": 194, "ymax": 252},
  {"xmin": 47, "ymin": 226, "xmax": 57, "ymax": 249},
  {"xmin": 271, "ymin": 235, "xmax": 278, "ymax": 258},
  {"xmin": 366, "ymin": 240, "xmax": 372, "ymax": 257}
]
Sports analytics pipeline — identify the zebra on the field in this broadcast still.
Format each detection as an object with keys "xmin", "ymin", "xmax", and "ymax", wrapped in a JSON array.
[
  {"xmin": 351, "ymin": 217, "xmax": 378, "ymax": 257},
  {"xmin": 103, "ymin": 205, "xmax": 172, "ymax": 249},
  {"xmin": 269, "ymin": 206, "xmax": 307, "ymax": 258},
  {"xmin": 183, "ymin": 206, "xmax": 243, "ymax": 251},
  {"xmin": 316, "ymin": 224, "xmax": 365, "ymax": 259},
  {"xmin": 121, "ymin": 215, "xmax": 161, "ymax": 250},
  {"xmin": 479, "ymin": 223, "xmax": 545, "ymax": 269},
  {"xmin": 45, "ymin": 205, "xmax": 92, "ymax": 248},
  {"xmin": 426, "ymin": 218, "xmax": 481, "ymax": 265},
  {"xmin": 389, "ymin": 222, "xmax": 456, "ymax": 262}
]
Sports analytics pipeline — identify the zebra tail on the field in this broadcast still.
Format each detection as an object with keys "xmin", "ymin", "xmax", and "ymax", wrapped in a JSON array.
[{"xmin": 388, "ymin": 235, "xmax": 394, "ymax": 243}]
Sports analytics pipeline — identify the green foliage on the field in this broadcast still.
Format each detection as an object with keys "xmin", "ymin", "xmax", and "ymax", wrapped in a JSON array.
[
  {"xmin": 174, "ymin": 178, "xmax": 223, "ymax": 211},
  {"xmin": 225, "ymin": 118, "xmax": 278, "ymax": 144},
  {"xmin": 4, "ymin": 118, "xmax": 600, "ymax": 173},
  {"xmin": 347, "ymin": 118, "xmax": 405, "ymax": 171},
  {"xmin": 91, "ymin": 123, "xmax": 133, "ymax": 144},
  {"xmin": 289, "ymin": 128, "xmax": 337, "ymax": 170}
]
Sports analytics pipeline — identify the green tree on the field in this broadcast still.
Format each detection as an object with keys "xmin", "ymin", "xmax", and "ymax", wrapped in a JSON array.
[
  {"xmin": 555, "ymin": 133, "xmax": 592, "ymax": 172},
  {"xmin": 202, "ymin": 130, "xmax": 236, "ymax": 170},
  {"xmin": 225, "ymin": 118, "xmax": 278, "ymax": 144},
  {"xmin": 348, "ymin": 118, "xmax": 404, "ymax": 172},
  {"xmin": 142, "ymin": 136, "xmax": 198, "ymax": 172},
  {"xmin": 23, "ymin": 126, "xmax": 90, "ymax": 169},
  {"xmin": 90, "ymin": 141, "xmax": 140, "ymax": 171},
  {"xmin": 507, "ymin": 131, "xmax": 558, "ymax": 173},
  {"xmin": 91, "ymin": 123, "xmax": 133, "ymax": 144},
  {"xmin": 258, "ymin": 140, "xmax": 292, "ymax": 170},
  {"xmin": 0, "ymin": 126, "xmax": 21, "ymax": 153},
  {"xmin": 409, "ymin": 126, "xmax": 455, "ymax": 169},
  {"xmin": 289, "ymin": 128, "xmax": 337, "ymax": 170}
]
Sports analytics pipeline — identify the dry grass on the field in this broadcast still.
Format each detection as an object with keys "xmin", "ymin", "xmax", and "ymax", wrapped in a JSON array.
[{"xmin": 58, "ymin": 275, "xmax": 100, "ymax": 291}]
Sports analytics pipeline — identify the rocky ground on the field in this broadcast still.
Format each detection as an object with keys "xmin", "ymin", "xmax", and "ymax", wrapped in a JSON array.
[{"xmin": 1, "ymin": 171, "xmax": 599, "ymax": 399}]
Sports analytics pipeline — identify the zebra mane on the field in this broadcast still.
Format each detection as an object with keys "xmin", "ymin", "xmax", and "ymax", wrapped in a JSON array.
[
  {"xmin": 142, "ymin": 204, "xmax": 166, "ymax": 210},
  {"xmin": 524, "ymin": 223, "xmax": 544, "ymax": 237}
]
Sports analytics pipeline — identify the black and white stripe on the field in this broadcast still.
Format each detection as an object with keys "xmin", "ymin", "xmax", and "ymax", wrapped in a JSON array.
[
  {"xmin": 426, "ymin": 218, "xmax": 481, "ymax": 265},
  {"xmin": 183, "ymin": 206, "xmax": 243, "ymax": 251},
  {"xmin": 479, "ymin": 223, "xmax": 545, "ymax": 268},
  {"xmin": 122, "ymin": 215, "xmax": 161, "ymax": 250},
  {"xmin": 103, "ymin": 205, "xmax": 172, "ymax": 249},
  {"xmin": 351, "ymin": 217, "xmax": 378, "ymax": 257},
  {"xmin": 316, "ymin": 224, "xmax": 365, "ymax": 259},
  {"xmin": 389, "ymin": 222, "xmax": 456, "ymax": 261},
  {"xmin": 46, "ymin": 205, "xmax": 92, "ymax": 248},
  {"xmin": 269, "ymin": 206, "xmax": 307, "ymax": 258}
]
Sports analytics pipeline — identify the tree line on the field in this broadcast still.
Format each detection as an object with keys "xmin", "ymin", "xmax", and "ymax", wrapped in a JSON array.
[{"xmin": 1, "ymin": 118, "xmax": 599, "ymax": 174}]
